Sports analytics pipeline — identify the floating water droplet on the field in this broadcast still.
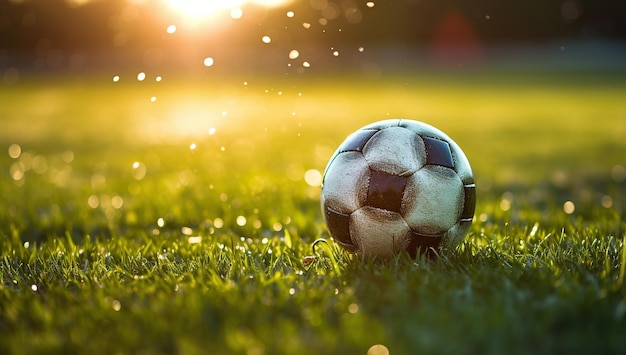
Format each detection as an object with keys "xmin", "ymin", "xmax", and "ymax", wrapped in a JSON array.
[
  {"xmin": 31, "ymin": 284, "xmax": 38, "ymax": 292},
  {"xmin": 302, "ymin": 61, "xmax": 311, "ymax": 68},
  {"xmin": 287, "ymin": 11, "xmax": 294, "ymax": 18},
  {"xmin": 289, "ymin": 288, "xmax": 296, "ymax": 295},
  {"xmin": 288, "ymin": 49, "xmax": 300, "ymax": 59},
  {"xmin": 189, "ymin": 143, "xmax": 197, "ymax": 150},
  {"xmin": 348, "ymin": 303, "xmax": 359, "ymax": 314},
  {"xmin": 230, "ymin": 7, "xmax": 243, "ymax": 19},
  {"xmin": 150, "ymin": 96, "xmax": 157, "ymax": 102},
  {"xmin": 304, "ymin": 169, "xmax": 322, "ymax": 187},
  {"xmin": 187, "ymin": 235, "xmax": 202, "ymax": 244},
  {"xmin": 155, "ymin": 76, "xmax": 162, "ymax": 82},
  {"xmin": 203, "ymin": 57, "xmax": 214, "ymax": 67},
  {"xmin": 23, "ymin": 241, "xmax": 29, "ymax": 248},
  {"xmin": 181, "ymin": 226, "xmax": 193, "ymax": 235},
  {"xmin": 213, "ymin": 218, "xmax": 224, "ymax": 228},
  {"xmin": 236, "ymin": 215, "xmax": 247, "ymax": 226},
  {"xmin": 262, "ymin": 35, "xmax": 271, "ymax": 44},
  {"xmin": 358, "ymin": 46, "xmax": 365, "ymax": 52},
  {"xmin": 366, "ymin": 1, "xmax": 375, "ymax": 8},
  {"xmin": 137, "ymin": 72, "xmax": 146, "ymax": 81},
  {"xmin": 208, "ymin": 127, "xmax": 216, "ymax": 135},
  {"xmin": 157, "ymin": 217, "xmax": 165, "ymax": 227},
  {"xmin": 112, "ymin": 75, "xmax": 120, "ymax": 83},
  {"xmin": 302, "ymin": 22, "xmax": 311, "ymax": 29},
  {"xmin": 332, "ymin": 50, "xmax": 339, "ymax": 57}
]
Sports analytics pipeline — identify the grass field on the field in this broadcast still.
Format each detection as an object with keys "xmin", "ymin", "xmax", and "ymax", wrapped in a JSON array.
[{"xmin": 1, "ymin": 72, "xmax": 626, "ymax": 354}]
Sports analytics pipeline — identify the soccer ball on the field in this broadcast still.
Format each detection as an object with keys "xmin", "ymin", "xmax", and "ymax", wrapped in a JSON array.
[{"xmin": 320, "ymin": 119, "xmax": 475, "ymax": 258}]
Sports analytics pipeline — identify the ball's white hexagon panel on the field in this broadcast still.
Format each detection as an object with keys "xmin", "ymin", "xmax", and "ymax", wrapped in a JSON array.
[
  {"xmin": 350, "ymin": 206, "xmax": 411, "ymax": 258},
  {"xmin": 321, "ymin": 151, "xmax": 370, "ymax": 214},
  {"xmin": 401, "ymin": 165, "xmax": 464, "ymax": 235}
]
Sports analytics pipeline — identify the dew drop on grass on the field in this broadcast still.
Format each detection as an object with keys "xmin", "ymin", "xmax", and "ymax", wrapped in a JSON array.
[
  {"xmin": 62, "ymin": 150, "xmax": 74, "ymax": 163},
  {"xmin": 272, "ymin": 222, "xmax": 283, "ymax": 231},
  {"xmin": 111, "ymin": 196, "xmax": 123, "ymax": 209},
  {"xmin": 289, "ymin": 288, "xmax": 296, "ymax": 295},
  {"xmin": 31, "ymin": 284, "xmax": 38, "ymax": 292},
  {"xmin": 612, "ymin": 165, "xmax": 626, "ymax": 182},
  {"xmin": 348, "ymin": 303, "xmax": 359, "ymax": 314},
  {"xmin": 157, "ymin": 218, "xmax": 165, "ymax": 227},
  {"xmin": 601, "ymin": 195, "xmax": 613, "ymax": 208},
  {"xmin": 213, "ymin": 218, "xmax": 224, "ymax": 228},
  {"xmin": 563, "ymin": 201, "xmax": 575, "ymax": 214},
  {"xmin": 8, "ymin": 144, "xmax": 21, "ymax": 159},
  {"xmin": 188, "ymin": 236, "xmax": 202, "ymax": 244},
  {"xmin": 367, "ymin": 344, "xmax": 389, "ymax": 355},
  {"xmin": 112, "ymin": 300, "xmax": 121, "ymax": 311},
  {"xmin": 236, "ymin": 215, "xmax": 247, "ymax": 226},
  {"xmin": 87, "ymin": 195, "xmax": 99, "ymax": 209}
]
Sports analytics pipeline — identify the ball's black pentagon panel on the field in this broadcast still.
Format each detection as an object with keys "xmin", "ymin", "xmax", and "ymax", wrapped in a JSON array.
[
  {"xmin": 338, "ymin": 129, "xmax": 378, "ymax": 153},
  {"xmin": 422, "ymin": 136, "xmax": 454, "ymax": 169},
  {"xmin": 324, "ymin": 207, "xmax": 356, "ymax": 251},
  {"xmin": 366, "ymin": 170, "xmax": 408, "ymax": 212},
  {"xmin": 406, "ymin": 232, "xmax": 443, "ymax": 258},
  {"xmin": 461, "ymin": 183, "xmax": 476, "ymax": 221}
]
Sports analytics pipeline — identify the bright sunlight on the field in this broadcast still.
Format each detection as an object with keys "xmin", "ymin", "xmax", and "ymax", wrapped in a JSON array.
[{"xmin": 163, "ymin": 0, "xmax": 292, "ymax": 20}]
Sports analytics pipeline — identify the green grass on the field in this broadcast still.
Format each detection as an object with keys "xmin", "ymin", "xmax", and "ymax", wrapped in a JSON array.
[{"xmin": 1, "ymin": 73, "xmax": 626, "ymax": 354}]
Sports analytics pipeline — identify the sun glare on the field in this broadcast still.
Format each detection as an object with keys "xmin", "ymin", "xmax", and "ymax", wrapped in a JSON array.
[{"xmin": 164, "ymin": 0, "xmax": 292, "ymax": 20}]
